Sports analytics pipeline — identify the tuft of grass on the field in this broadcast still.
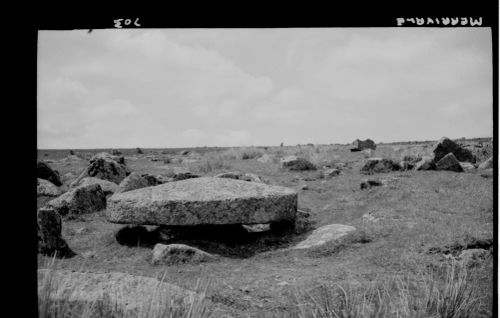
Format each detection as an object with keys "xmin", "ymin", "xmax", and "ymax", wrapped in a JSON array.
[
  {"xmin": 38, "ymin": 256, "xmax": 214, "ymax": 318},
  {"xmin": 189, "ymin": 155, "xmax": 232, "ymax": 174},
  {"xmin": 290, "ymin": 260, "xmax": 485, "ymax": 318}
]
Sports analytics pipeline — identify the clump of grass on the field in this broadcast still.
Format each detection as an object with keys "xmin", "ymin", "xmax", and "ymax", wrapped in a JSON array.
[
  {"xmin": 191, "ymin": 155, "xmax": 232, "ymax": 174},
  {"xmin": 291, "ymin": 260, "xmax": 486, "ymax": 318},
  {"xmin": 38, "ymin": 256, "xmax": 214, "ymax": 318}
]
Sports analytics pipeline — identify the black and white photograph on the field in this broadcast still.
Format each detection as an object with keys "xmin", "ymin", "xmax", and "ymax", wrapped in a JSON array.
[{"xmin": 36, "ymin": 12, "xmax": 496, "ymax": 318}]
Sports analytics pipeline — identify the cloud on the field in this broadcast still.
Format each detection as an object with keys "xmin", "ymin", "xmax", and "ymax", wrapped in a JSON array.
[{"xmin": 37, "ymin": 28, "xmax": 492, "ymax": 148}]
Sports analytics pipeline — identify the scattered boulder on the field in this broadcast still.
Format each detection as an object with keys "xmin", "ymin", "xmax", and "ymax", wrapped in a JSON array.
[
  {"xmin": 73, "ymin": 177, "xmax": 118, "ymax": 196},
  {"xmin": 115, "ymin": 172, "xmax": 161, "ymax": 194},
  {"xmin": 37, "ymin": 208, "xmax": 75, "ymax": 258},
  {"xmin": 360, "ymin": 158, "xmax": 399, "ymax": 174},
  {"xmin": 459, "ymin": 162, "xmax": 476, "ymax": 172},
  {"xmin": 321, "ymin": 168, "xmax": 340, "ymax": 178},
  {"xmin": 45, "ymin": 184, "xmax": 106, "ymax": 217},
  {"xmin": 163, "ymin": 169, "xmax": 200, "ymax": 182},
  {"xmin": 179, "ymin": 150, "xmax": 190, "ymax": 156},
  {"xmin": 37, "ymin": 160, "xmax": 62, "ymax": 186},
  {"xmin": 37, "ymin": 269, "xmax": 199, "ymax": 316},
  {"xmin": 414, "ymin": 156, "xmax": 435, "ymax": 171},
  {"xmin": 37, "ymin": 178, "xmax": 61, "ymax": 197},
  {"xmin": 136, "ymin": 147, "xmax": 144, "ymax": 154},
  {"xmin": 350, "ymin": 139, "xmax": 376, "ymax": 152},
  {"xmin": 90, "ymin": 152, "xmax": 126, "ymax": 165},
  {"xmin": 151, "ymin": 243, "xmax": 217, "ymax": 265},
  {"xmin": 87, "ymin": 155, "xmax": 129, "ymax": 184},
  {"xmin": 432, "ymin": 137, "xmax": 476, "ymax": 163},
  {"xmin": 112, "ymin": 149, "xmax": 122, "ymax": 156},
  {"xmin": 435, "ymin": 153, "xmax": 463, "ymax": 172},
  {"xmin": 215, "ymin": 171, "xmax": 265, "ymax": 183},
  {"xmin": 281, "ymin": 156, "xmax": 316, "ymax": 171},
  {"xmin": 477, "ymin": 157, "xmax": 493, "ymax": 170},
  {"xmin": 360, "ymin": 179, "xmax": 382, "ymax": 190},
  {"xmin": 106, "ymin": 177, "xmax": 297, "ymax": 226},
  {"xmin": 293, "ymin": 224, "xmax": 356, "ymax": 249}
]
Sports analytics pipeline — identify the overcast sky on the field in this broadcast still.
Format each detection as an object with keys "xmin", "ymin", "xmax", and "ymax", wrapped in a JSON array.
[{"xmin": 37, "ymin": 28, "xmax": 492, "ymax": 149}]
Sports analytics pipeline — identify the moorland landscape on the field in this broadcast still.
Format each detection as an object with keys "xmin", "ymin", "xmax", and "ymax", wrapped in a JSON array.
[{"xmin": 37, "ymin": 136, "xmax": 494, "ymax": 318}]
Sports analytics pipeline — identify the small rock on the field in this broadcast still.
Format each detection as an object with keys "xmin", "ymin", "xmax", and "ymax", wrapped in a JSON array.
[
  {"xmin": 459, "ymin": 162, "xmax": 476, "ymax": 172},
  {"xmin": 360, "ymin": 179, "xmax": 382, "ymax": 190},
  {"xmin": 73, "ymin": 177, "xmax": 118, "ymax": 196},
  {"xmin": 293, "ymin": 224, "xmax": 356, "ymax": 249},
  {"xmin": 360, "ymin": 158, "xmax": 399, "ymax": 174},
  {"xmin": 435, "ymin": 153, "xmax": 463, "ymax": 172},
  {"xmin": 115, "ymin": 172, "xmax": 161, "ymax": 194},
  {"xmin": 477, "ymin": 157, "xmax": 493, "ymax": 170},
  {"xmin": 281, "ymin": 156, "xmax": 317, "ymax": 171},
  {"xmin": 45, "ymin": 184, "xmax": 106, "ymax": 217},
  {"xmin": 37, "ymin": 178, "xmax": 61, "ymax": 197},
  {"xmin": 300, "ymin": 184, "xmax": 308, "ymax": 190},
  {"xmin": 414, "ymin": 156, "xmax": 435, "ymax": 171},
  {"xmin": 322, "ymin": 168, "xmax": 341, "ymax": 178},
  {"xmin": 151, "ymin": 243, "xmax": 217, "ymax": 265}
]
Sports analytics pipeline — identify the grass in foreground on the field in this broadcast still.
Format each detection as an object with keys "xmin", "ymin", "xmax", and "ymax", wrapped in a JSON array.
[
  {"xmin": 290, "ymin": 259, "xmax": 488, "ymax": 318},
  {"xmin": 38, "ymin": 256, "xmax": 214, "ymax": 318}
]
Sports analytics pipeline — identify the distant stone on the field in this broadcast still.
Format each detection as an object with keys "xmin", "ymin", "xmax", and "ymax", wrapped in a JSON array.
[
  {"xmin": 478, "ymin": 157, "xmax": 493, "ymax": 170},
  {"xmin": 163, "ymin": 169, "xmax": 200, "ymax": 182},
  {"xmin": 360, "ymin": 179, "xmax": 382, "ymax": 190},
  {"xmin": 37, "ymin": 269, "xmax": 199, "ymax": 316},
  {"xmin": 300, "ymin": 184, "xmax": 309, "ymax": 190},
  {"xmin": 115, "ymin": 172, "xmax": 161, "ymax": 194},
  {"xmin": 215, "ymin": 171, "xmax": 265, "ymax": 183},
  {"xmin": 242, "ymin": 224, "xmax": 271, "ymax": 233},
  {"xmin": 107, "ymin": 177, "xmax": 297, "ymax": 226},
  {"xmin": 293, "ymin": 224, "xmax": 356, "ymax": 249},
  {"xmin": 73, "ymin": 177, "xmax": 118, "ymax": 196},
  {"xmin": 281, "ymin": 156, "xmax": 316, "ymax": 171},
  {"xmin": 432, "ymin": 137, "xmax": 476, "ymax": 163},
  {"xmin": 87, "ymin": 155, "xmax": 130, "ymax": 184},
  {"xmin": 351, "ymin": 139, "xmax": 376, "ymax": 152},
  {"xmin": 37, "ymin": 160, "xmax": 62, "ymax": 186},
  {"xmin": 360, "ymin": 158, "xmax": 399, "ymax": 174},
  {"xmin": 112, "ymin": 149, "xmax": 122, "ymax": 156},
  {"xmin": 180, "ymin": 150, "xmax": 190, "ymax": 156},
  {"xmin": 459, "ymin": 162, "xmax": 476, "ymax": 172},
  {"xmin": 414, "ymin": 156, "xmax": 435, "ymax": 171},
  {"xmin": 90, "ymin": 152, "xmax": 125, "ymax": 165},
  {"xmin": 37, "ymin": 208, "xmax": 75, "ymax": 258},
  {"xmin": 151, "ymin": 243, "xmax": 217, "ymax": 265},
  {"xmin": 46, "ymin": 183, "xmax": 106, "ymax": 217},
  {"xmin": 322, "ymin": 168, "xmax": 341, "ymax": 178},
  {"xmin": 37, "ymin": 178, "xmax": 61, "ymax": 197},
  {"xmin": 435, "ymin": 153, "xmax": 463, "ymax": 172}
]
